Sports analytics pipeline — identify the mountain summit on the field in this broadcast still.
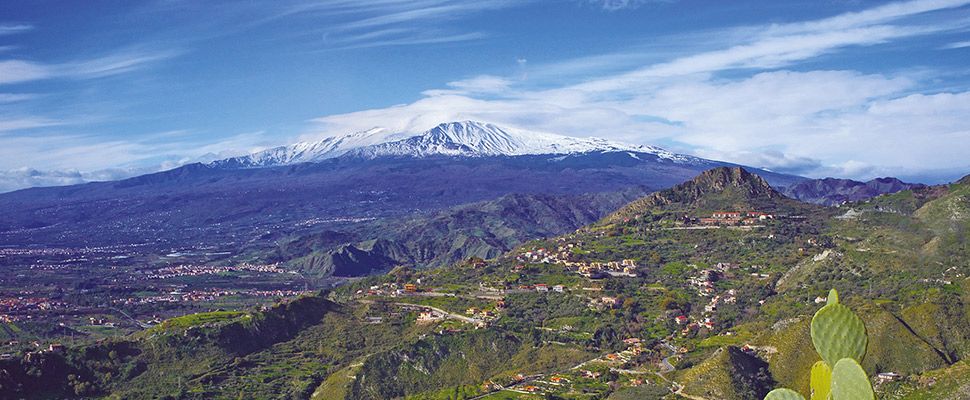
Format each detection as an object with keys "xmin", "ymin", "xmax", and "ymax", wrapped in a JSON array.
[
  {"xmin": 602, "ymin": 167, "xmax": 805, "ymax": 223},
  {"xmin": 345, "ymin": 121, "xmax": 683, "ymax": 159},
  {"xmin": 214, "ymin": 121, "xmax": 689, "ymax": 168}
]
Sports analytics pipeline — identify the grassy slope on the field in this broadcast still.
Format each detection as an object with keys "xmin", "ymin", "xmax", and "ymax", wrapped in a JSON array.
[
  {"xmin": 677, "ymin": 346, "xmax": 774, "ymax": 400},
  {"xmin": 750, "ymin": 178, "xmax": 970, "ymax": 398}
]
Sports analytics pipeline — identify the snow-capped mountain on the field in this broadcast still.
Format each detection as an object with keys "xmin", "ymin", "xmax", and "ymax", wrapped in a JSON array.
[
  {"xmin": 211, "ymin": 127, "xmax": 408, "ymax": 168},
  {"xmin": 347, "ymin": 121, "xmax": 686, "ymax": 159},
  {"xmin": 213, "ymin": 121, "xmax": 690, "ymax": 168}
]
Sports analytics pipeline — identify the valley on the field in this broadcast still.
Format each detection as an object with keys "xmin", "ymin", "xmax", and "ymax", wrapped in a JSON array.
[{"xmin": 1, "ymin": 167, "xmax": 967, "ymax": 399}]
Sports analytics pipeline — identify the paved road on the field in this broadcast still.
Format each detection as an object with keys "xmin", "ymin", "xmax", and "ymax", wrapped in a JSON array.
[
  {"xmin": 655, "ymin": 341, "xmax": 710, "ymax": 400},
  {"xmin": 659, "ymin": 341, "xmax": 677, "ymax": 373}
]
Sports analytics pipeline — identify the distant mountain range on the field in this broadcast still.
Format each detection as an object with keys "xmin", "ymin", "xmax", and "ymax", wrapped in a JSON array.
[
  {"xmin": 780, "ymin": 177, "xmax": 922, "ymax": 206},
  {"xmin": 0, "ymin": 121, "xmax": 803, "ymax": 258},
  {"xmin": 6, "ymin": 120, "xmax": 928, "ymax": 279},
  {"xmin": 1, "ymin": 119, "xmax": 925, "ymax": 278}
]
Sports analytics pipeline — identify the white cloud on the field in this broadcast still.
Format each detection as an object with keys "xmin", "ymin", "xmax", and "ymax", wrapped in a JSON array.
[
  {"xmin": 296, "ymin": 0, "xmax": 970, "ymax": 182},
  {"xmin": 570, "ymin": 24, "xmax": 937, "ymax": 93},
  {"xmin": 767, "ymin": 0, "xmax": 970, "ymax": 34},
  {"xmin": 693, "ymin": 149, "xmax": 823, "ymax": 175},
  {"xmin": 0, "ymin": 60, "xmax": 51, "ymax": 84},
  {"xmin": 0, "ymin": 117, "xmax": 63, "ymax": 132},
  {"xmin": 423, "ymin": 75, "xmax": 513, "ymax": 96},
  {"xmin": 636, "ymin": 70, "xmax": 915, "ymax": 148},
  {"xmin": 0, "ymin": 128, "xmax": 276, "ymax": 192},
  {"xmin": 0, "ymin": 167, "xmax": 87, "ymax": 192},
  {"xmin": 304, "ymin": 67, "xmax": 967, "ymax": 183},
  {"xmin": 5, "ymin": 0, "xmax": 969, "ymax": 190},
  {"xmin": 0, "ymin": 166, "xmax": 179, "ymax": 193}
]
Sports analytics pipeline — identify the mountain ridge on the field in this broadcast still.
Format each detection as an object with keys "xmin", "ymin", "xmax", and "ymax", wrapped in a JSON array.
[
  {"xmin": 781, "ymin": 176, "xmax": 922, "ymax": 206},
  {"xmin": 268, "ymin": 186, "xmax": 657, "ymax": 276}
]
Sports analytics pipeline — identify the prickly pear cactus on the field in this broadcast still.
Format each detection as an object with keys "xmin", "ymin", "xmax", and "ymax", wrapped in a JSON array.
[
  {"xmin": 765, "ymin": 388, "xmax": 807, "ymax": 400},
  {"xmin": 831, "ymin": 358, "xmax": 875, "ymax": 400},
  {"xmin": 810, "ymin": 290, "xmax": 867, "ymax": 368},
  {"xmin": 764, "ymin": 290, "xmax": 875, "ymax": 400},
  {"xmin": 810, "ymin": 361, "xmax": 832, "ymax": 400}
]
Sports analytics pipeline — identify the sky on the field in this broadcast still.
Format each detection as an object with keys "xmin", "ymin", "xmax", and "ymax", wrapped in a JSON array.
[{"xmin": 1, "ymin": 0, "xmax": 969, "ymax": 192}]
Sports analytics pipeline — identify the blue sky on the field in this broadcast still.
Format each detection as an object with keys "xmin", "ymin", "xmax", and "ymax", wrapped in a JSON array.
[{"xmin": 1, "ymin": 0, "xmax": 969, "ymax": 192}]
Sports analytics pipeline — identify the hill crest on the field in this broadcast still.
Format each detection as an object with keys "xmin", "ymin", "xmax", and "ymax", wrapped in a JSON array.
[{"xmin": 603, "ymin": 167, "xmax": 786, "ymax": 223}]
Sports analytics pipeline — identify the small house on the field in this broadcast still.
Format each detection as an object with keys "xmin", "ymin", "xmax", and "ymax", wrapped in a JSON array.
[{"xmin": 877, "ymin": 372, "xmax": 901, "ymax": 382}]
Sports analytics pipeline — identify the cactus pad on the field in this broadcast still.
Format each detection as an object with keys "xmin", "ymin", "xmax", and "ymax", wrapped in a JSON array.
[
  {"xmin": 765, "ymin": 388, "xmax": 807, "ymax": 400},
  {"xmin": 811, "ymin": 303, "xmax": 867, "ymax": 367},
  {"xmin": 827, "ymin": 289, "xmax": 839, "ymax": 305},
  {"xmin": 810, "ymin": 360, "xmax": 832, "ymax": 400},
  {"xmin": 831, "ymin": 358, "xmax": 874, "ymax": 400}
]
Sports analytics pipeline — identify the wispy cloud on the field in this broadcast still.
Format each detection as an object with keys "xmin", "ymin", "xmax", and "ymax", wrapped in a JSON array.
[
  {"xmin": 326, "ymin": 32, "xmax": 488, "ymax": 51},
  {"xmin": 0, "ymin": 24, "xmax": 33, "ymax": 35},
  {"xmin": 64, "ymin": 49, "xmax": 180, "ymax": 78},
  {"xmin": 581, "ymin": 0, "xmax": 673, "ymax": 11},
  {"xmin": 0, "ymin": 50, "xmax": 178, "ymax": 86},
  {"xmin": 4, "ymin": 0, "xmax": 969, "ymax": 191},
  {"xmin": 334, "ymin": 3, "xmax": 503, "ymax": 31},
  {"xmin": 0, "ymin": 117, "xmax": 63, "ymax": 132},
  {"xmin": 941, "ymin": 40, "xmax": 970, "ymax": 48},
  {"xmin": 280, "ymin": 0, "xmax": 522, "ymax": 49},
  {"xmin": 0, "ymin": 93, "xmax": 37, "ymax": 103},
  {"xmin": 0, "ymin": 60, "xmax": 51, "ymax": 84},
  {"xmin": 570, "ymin": 3, "xmax": 966, "ymax": 93},
  {"xmin": 423, "ymin": 75, "xmax": 514, "ymax": 96}
]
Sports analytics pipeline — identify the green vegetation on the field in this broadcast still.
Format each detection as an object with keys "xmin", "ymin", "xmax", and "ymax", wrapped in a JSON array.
[
  {"xmin": 765, "ymin": 289, "xmax": 874, "ymax": 400},
  {"xmin": 154, "ymin": 311, "xmax": 248, "ymax": 330},
  {"xmin": 4, "ymin": 168, "xmax": 970, "ymax": 399}
]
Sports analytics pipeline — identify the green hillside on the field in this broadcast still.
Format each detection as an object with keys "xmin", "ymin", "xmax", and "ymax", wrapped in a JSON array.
[{"xmin": 3, "ymin": 168, "xmax": 969, "ymax": 399}]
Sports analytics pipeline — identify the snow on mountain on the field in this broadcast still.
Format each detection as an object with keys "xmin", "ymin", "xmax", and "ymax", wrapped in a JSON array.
[
  {"xmin": 211, "ymin": 127, "xmax": 407, "ymax": 168},
  {"xmin": 213, "ymin": 121, "xmax": 691, "ymax": 168},
  {"xmin": 347, "ymin": 121, "xmax": 686, "ymax": 160}
]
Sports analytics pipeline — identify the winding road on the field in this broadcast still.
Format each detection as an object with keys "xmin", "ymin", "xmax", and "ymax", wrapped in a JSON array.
[{"xmin": 659, "ymin": 341, "xmax": 678, "ymax": 374}]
